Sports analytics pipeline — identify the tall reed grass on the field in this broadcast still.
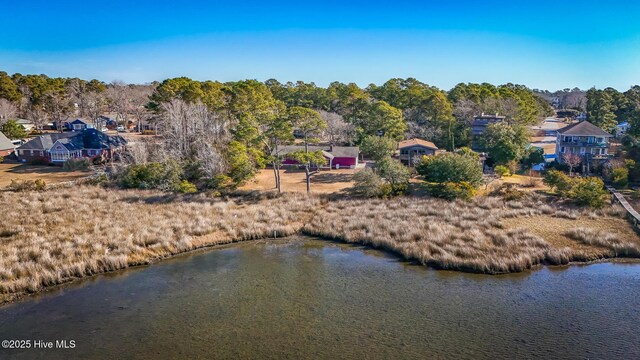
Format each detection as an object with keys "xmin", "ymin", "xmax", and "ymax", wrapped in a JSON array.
[{"xmin": 0, "ymin": 187, "xmax": 637, "ymax": 303}]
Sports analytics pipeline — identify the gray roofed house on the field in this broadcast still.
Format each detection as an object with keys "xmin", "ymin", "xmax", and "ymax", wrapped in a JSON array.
[
  {"xmin": 0, "ymin": 131, "xmax": 15, "ymax": 156},
  {"xmin": 555, "ymin": 121, "xmax": 612, "ymax": 164},
  {"xmin": 15, "ymin": 129, "xmax": 127, "ymax": 164},
  {"xmin": 557, "ymin": 121, "xmax": 612, "ymax": 137}
]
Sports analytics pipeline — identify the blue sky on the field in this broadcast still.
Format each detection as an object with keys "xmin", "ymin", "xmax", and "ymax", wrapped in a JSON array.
[{"xmin": 1, "ymin": 0, "xmax": 639, "ymax": 90}]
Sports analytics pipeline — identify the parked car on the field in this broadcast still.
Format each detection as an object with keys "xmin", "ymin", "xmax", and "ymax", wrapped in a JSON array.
[{"xmin": 116, "ymin": 125, "xmax": 126, "ymax": 132}]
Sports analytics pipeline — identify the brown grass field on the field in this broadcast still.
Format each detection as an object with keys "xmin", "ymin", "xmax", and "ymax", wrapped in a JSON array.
[
  {"xmin": 1, "ymin": 186, "xmax": 639, "ymax": 304},
  {"xmin": 0, "ymin": 163, "xmax": 91, "ymax": 188}
]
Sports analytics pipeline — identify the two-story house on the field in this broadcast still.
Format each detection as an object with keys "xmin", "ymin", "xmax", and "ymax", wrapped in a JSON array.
[
  {"xmin": 555, "ymin": 121, "xmax": 612, "ymax": 163},
  {"xmin": 471, "ymin": 113, "xmax": 506, "ymax": 150}
]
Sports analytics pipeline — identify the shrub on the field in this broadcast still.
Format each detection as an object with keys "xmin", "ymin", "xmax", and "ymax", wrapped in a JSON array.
[
  {"xmin": 569, "ymin": 177, "xmax": 608, "ymax": 208},
  {"xmin": 141, "ymin": 130, "xmax": 156, "ymax": 135},
  {"xmin": 491, "ymin": 183, "xmax": 528, "ymax": 201},
  {"xmin": 494, "ymin": 165, "xmax": 510, "ymax": 178},
  {"xmin": 29, "ymin": 157, "xmax": 50, "ymax": 165},
  {"xmin": 428, "ymin": 181, "xmax": 476, "ymax": 200},
  {"xmin": 351, "ymin": 168, "xmax": 390, "ymax": 198},
  {"xmin": 63, "ymin": 157, "xmax": 90, "ymax": 171},
  {"xmin": 6, "ymin": 179, "xmax": 46, "ymax": 192},
  {"xmin": 177, "ymin": 180, "xmax": 197, "ymax": 194},
  {"xmin": 543, "ymin": 170, "xmax": 572, "ymax": 195},
  {"xmin": 544, "ymin": 170, "xmax": 608, "ymax": 208},
  {"xmin": 612, "ymin": 167, "xmax": 629, "ymax": 188},
  {"xmin": 85, "ymin": 173, "xmax": 109, "ymax": 186},
  {"xmin": 416, "ymin": 152, "xmax": 483, "ymax": 186},
  {"xmin": 119, "ymin": 161, "xmax": 183, "ymax": 191},
  {"xmin": 506, "ymin": 160, "xmax": 520, "ymax": 175},
  {"xmin": 0, "ymin": 156, "xmax": 4, "ymax": 163},
  {"xmin": 377, "ymin": 157, "xmax": 410, "ymax": 195},
  {"xmin": 205, "ymin": 174, "xmax": 236, "ymax": 191}
]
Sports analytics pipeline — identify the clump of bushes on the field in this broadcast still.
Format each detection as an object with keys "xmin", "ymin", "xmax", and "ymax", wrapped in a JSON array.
[
  {"xmin": 351, "ymin": 168, "xmax": 391, "ymax": 198},
  {"xmin": 416, "ymin": 152, "xmax": 482, "ymax": 200},
  {"xmin": 543, "ymin": 170, "xmax": 608, "ymax": 208},
  {"xmin": 494, "ymin": 165, "xmax": 510, "ymax": 178},
  {"xmin": 119, "ymin": 161, "xmax": 184, "ymax": 192},
  {"xmin": 351, "ymin": 157, "xmax": 409, "ymax": 198},
  {"xmin": 0, "ymin": 156, "xmax": 4, "ymax": 163},
  {"xmin": 427, "ymin": 181, "xmax": 475, "ymax": 200},
  {"xmin": 177, "ymin": 180, "xmax": 197, "ymax": 194},
  {"xmin": 612, "ymin": 167, "xmax": 629, "ymax": 188},
  {"xmin": 63, "ymin": 157, "xmax": 91, "ymax": 171},
  {"xmin": 491, "ymin": 183, "xmax": 528, "ymax": 201},
  {"xmin": 6, "ymin": 179, "xmax": 46, "ymax": 192},
  {"xmin": 417, "ymin": 152, "xmax": 483, "ymax": 186}
]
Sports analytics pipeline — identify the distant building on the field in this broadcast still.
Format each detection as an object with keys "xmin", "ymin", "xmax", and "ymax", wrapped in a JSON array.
[
  {"xmin": 276, "ymin": 145, "xmax": 359, "ymax": 169},
  {"xmin": 471, "ymin": 113, "xmax": 506, "ymax": 149},
  {"xmin": 471, "ymin": 113, "xmax": 506, "ymax": 137},
  {"xmin": 15, "ymin": 129, "xmax": 127, "ymax": 164},
  {"xmin": 617, "ymin": 121, "xmax": 631, "ymax": 137},
  {"xmin": 398, "ymin": 138, "xmax": 438, "ymax": 166},
  {"xmin": 15, "ymin": 119, "xmax": 35, "ymax": 132},
  {"xmin": 555, "ymin": 121, "xmax": 612, "ymax": 164},
  {"xmin": 67, "ymin": 119, "xmax": 91, "ymax": 131},
  {"xmin": 0, "ymin": 131, "xmax": 15, "ymax": 157}
]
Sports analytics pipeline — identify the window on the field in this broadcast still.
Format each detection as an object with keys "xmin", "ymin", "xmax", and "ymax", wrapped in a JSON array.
[
  {"xmin": 560, "ymin": 147, "xmax": 565, "ymax": 153},
  {"xmin": 50, "ymin": 152, "xmax": 70, "ymax": 162}
]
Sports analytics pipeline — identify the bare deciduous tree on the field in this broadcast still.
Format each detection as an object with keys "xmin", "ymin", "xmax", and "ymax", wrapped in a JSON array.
[
  {"xmin": 563, "ymin": 153, "xmax": 582, "ymax": 176},
  {"xmin": 319, "ymin": 110, "xmax": 355, "ymax": 145},
  {"xmin": 0, "ymin": 99, "xmax": 17, "ymax": 125},
  {"xmin": 159, "ymin": 99, "xmax": 230, "ymax": 177}
]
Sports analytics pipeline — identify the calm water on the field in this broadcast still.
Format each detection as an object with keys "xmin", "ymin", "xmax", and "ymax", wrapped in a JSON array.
[{"xmin": 1, "ymin": 237, "xmax": 639, "ymax": 359}]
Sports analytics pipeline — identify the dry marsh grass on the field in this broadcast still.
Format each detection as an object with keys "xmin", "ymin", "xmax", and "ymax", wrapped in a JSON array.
[
  {"xmin": 302, "ymin": 194, "xmax": 640, "ymax": 274},
  {"xmin": 1, "ymin": 187, "xmax": 639, "ymax": 303},
  {"xmin": 0, "ymin": 187, "xmax": 320, "ymax": 303}
]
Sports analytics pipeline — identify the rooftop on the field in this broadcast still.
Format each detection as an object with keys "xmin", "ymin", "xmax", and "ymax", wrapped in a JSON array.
[
  {"xmin": 0, "ymin": 132, "xmax": 14, "ymax": 150},
  {"xmin": 557, "ymin": 121, "xmax": 612, "ymax": 137},
  {"xmin": 398, "ymin": 138, "xmax": 438, "ymax": 150},
  {"xmin": 17, "ymin": 129, "xmax": 127, "ymax": 151}
]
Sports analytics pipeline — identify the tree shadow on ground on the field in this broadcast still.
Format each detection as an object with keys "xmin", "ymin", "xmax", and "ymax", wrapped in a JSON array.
[{"xmin": 310, "ymin": 172, "xmax": 354, "ymax": 184}]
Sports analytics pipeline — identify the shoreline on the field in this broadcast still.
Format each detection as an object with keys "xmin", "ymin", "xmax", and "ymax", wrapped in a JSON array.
[
  {"xmin": 2, "ymin": 187, "xmax": 640, "ymax": 306},
  {"xmin": 3, "ymin": 232, "xmax": 640, "ymax": 307}
]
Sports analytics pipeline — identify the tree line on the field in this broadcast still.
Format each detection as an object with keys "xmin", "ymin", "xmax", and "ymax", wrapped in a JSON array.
[{"xmin": 0, "ymin": 71, "xmax": 557, "ymax": 192}]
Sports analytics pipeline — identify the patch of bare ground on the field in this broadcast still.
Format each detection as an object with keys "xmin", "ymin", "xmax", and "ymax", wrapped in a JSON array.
[
  {"xmin": 502, "ymin": 215, "xmax": 640, "ymax": 261},
  {"xmin": 0, "ymin": 163, "xmax": 91, "ymax": 187},
  {"xmin": 239, "ymin": 168, "xmax": 357, "ymax": 194}
]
